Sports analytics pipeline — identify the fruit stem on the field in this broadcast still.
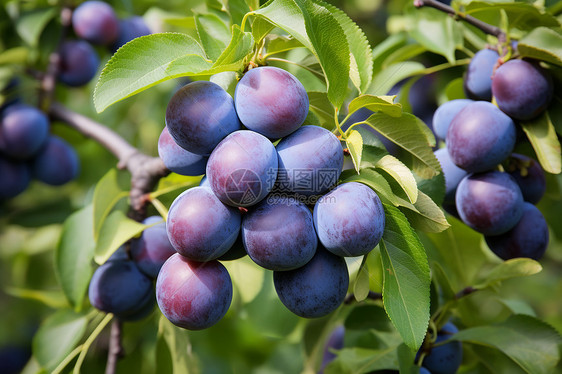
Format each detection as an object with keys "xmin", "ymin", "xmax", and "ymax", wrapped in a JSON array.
[{"xmin": 105, "ymin": 319, "xmax": 124, "ymax": 374}]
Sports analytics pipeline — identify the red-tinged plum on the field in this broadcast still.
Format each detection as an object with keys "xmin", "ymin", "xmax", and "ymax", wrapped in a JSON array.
[
  {"xmin": 32, "ymin": 136, "xmax": 80, "ymax": 186},
  {"xmin": 464, "ymin": 49, "xmax": 499, "ymax": 101},
  {"xmin": 0, "ymin": 157, "xmax": 30, "ymax": 199},
  {"xmin": 505, "ymin": 154, "xmax": 546, "ymax": 204},
  {"xmin": 422, "ymin": 323, "xmax": 462, "ymax": 374},
  {"xmin": 158, "ymin": 127, "xmax": 207, "ymax": 176},
  {"xmin": 166, "ymin": 187, "xmax": 241, "ymax": 261},
  {"xmin": 276, "ymin": 126, "xmax": 343, "ymax": 196},
  {"xmin": 456, "ymin": 171, "xmax": 523, "ymax": 235},
  {"xmin": 165, "ymin": 81, "xmax": 241, "ymax": 155},
  {"xmin": 492, "ymin": 59, "xmax": 553, "ymax": 121},
  {"xmin": 432, "ymin": 99, "xmax": 473, "ymax": 141},
  {"xmin": 72, "ymin": 1, "xmax": 119, "ymax": 45},
  {"xmin": 314, "ymin": 182, "xmax": 385, "ymax": 257},
  {"xmin": 112, "ymin": 16, "xmax": 151, "ymax": 51},
  {"xmin": 274, "ymin": 247, "xmax": 348, "ymax": 318},
  {"xmin": 319, "ymin": 325, "xmax": 345, "ymax": 373},
  {"xmin": 0, "ymin": 104, "xmax": 49, "ymax": 159},
  {"xmin": 242, "ymin": 196, "xmax": 317, "ymax": 271},
  {"xmin": 88, "ymin": 259, "xmax": 153, "ymax": 318},
  {"xmin": 58, "ymin": 40, "xmax": 100, "ymax": 87},
  {"xmin": 131, "ymin": 216, "xmax": 176, "ymax": 278},
  {"xmin": 446, "ymin": 101, "xmax": 516, "ymax": 173},
  {"xmin": 234, "ymin": 66, "xmax": 308, "ymax": 139},
  {"xmin": 485, "ymin": 203, "xmax": 549, "ymax": 261},
  {"xmin": 156, "ymin": 253, "xmax": 232, "ymax": 330},
  {"xmin": 434, "ymin": 148, "xmax": 468, "ymax": 216},
  {"xmin": 217, "ymin": 233, "xmax": 247, "ymax": 261},
  {"xmin": 207, "ymin": 130, "xmax": 278, "ymax": 207}
]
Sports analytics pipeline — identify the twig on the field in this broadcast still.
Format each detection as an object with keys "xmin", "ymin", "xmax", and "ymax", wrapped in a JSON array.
[
  {"xmin": 454, "ymin": 286, "xmax": 476, "ymax": 300},
  {"xmin": 105, "ymin": 320, "xmax": 124, "ymax": 374},
  {"xmin": 344, "ymin": 291, "xmax": 383, "ymax": 304}
]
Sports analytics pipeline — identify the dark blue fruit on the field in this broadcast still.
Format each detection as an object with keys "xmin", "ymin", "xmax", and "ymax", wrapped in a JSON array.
[
  {"xmin": 422, "ymin": 322, "xmax": 462, "ymax": 374},
  {"xmin": 242, "ymin": 196, "xmax": 317, "ymax": 271},
  {"xmin": 434, "ymin": 148, "xmax": 467, "ymax": 216},
  {"xmin": 446, "ymin": 101, "xmax": 516, "ymax": 173},
  {"xmin": 58, "ymin": 40, "xmax": 100, "ymax": 87},
  {"xmin": 505, "ymin": 154, "xmax": 546, "ymax": 204},
  {"xmin": 0, "ymin": 104, "xmax": 49, "ymax": 159},
  {"xmin": 492, "ymin": 59, "xmax": 553, "ymax": 121},
  {"xmin": 130, "ymin": 216, "xmax": 176, "ymax": 278},
  {"xmin": 456, "ymin": 171, "xmax": 523, "ymax": 235},
  {"xmin": 0, "ymin": 345, "xmax": 31, "ymax": 374},
  {"xmin": 485, "ymin": 202, "xmax": 549, "ymax": 261},
  {"xmin": 234, "ymin": 66, "xmax": 308, "ymax": 139},
  {"xmin": 464, "ymin": 49, "xmax": 499, "ymax": 101},
  {"xmin": 217, "ymin": 233, "xmax": 247, "ymax": 261},
  {"xmin": 156, "ymin": 253, "xmax": 232, "ymax": 330},
  {"xmin": 158, "ymin": 126, "xmax": 207, "ymax": 176},
  {"xmin": 276, "ymin": 125, "xmax": 343, "ymax": 196},
  {"xmin": 274, "ymin": 247, "xmax": 348, "ymax": 318},
  {"xmin": 166, "ymin": 81, "xmax": 241, "ymax": 155},
  {"xmin": 319, "ymin": 325, "xmax": 345, "ymax": 373},
  {"xmin": 72, "ymin": 1, "xmax": 119, "ymax": 45},
  {"xmin": 32, "ymin": 136, "xmax": 80, "ymax": 186},
  {"xmin": 314, "ymin": 182, "xmax": 385, "ymax": 257},
  {"xmin": 166, "ymin": 187, "xmax": 241, "ymax": 261},
  {"xmin": 419, "ymin": 368, "xmax": 431, "ymax": 374},
  {"xmin": 432, "ymin": 100, "xmax": 472, "ymax": 141},
  {"xmin": 207, "ymin": 130, "xmax": 278, "ymax": 207},
  {"xmin": 112, "ymin": 16, "xmax": 151, "ymax": 51}
]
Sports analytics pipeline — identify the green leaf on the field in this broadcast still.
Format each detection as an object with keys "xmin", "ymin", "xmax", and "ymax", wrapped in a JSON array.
[
  {"xmin": 251, "ymin": 17, "xmax": 275, "ymax": 43},
  {"xmin": 16, "ymin": 8, "xmax": 57, "ymax": 47},
  {"xmin": 454, "ymin": 314, "xmax": 561, "ymax": 374},
  {"xmin": 219, "ymin": 0, "xmax": 250, "ymax": 25},
  {"xmin": 400, "ymin": 190, "xmax": 450, "ymax": 233},
  {"xmin": 94, "ymin": 210, "xmax": 147, "ymax": 264},
  {"xmin": 5, "ymin": 287, "xmax": 68, "ymax": 309},
  {"xmin": 383, "ymin": 44, "xmax": 427, "ymax": 69},
  {"xmin": 264, "ymin": 34, "xmax": 303, "ymax": 56},
  {"xmin": 353, "ymin": 254, "xmax": 371, "ymax": 302},
  {"xmin": 520, "ymin": 111, "xmax": 562, "ymax": 174},
  {"xmin": 345, "ymin": 304, "xmax": 392, "ymax": 331},
  {"xmin": 92, "ymin": 169, "xmax": 128, "ymax": 241},
  {"xmin": 518, "ymin": 27, "xmax": 562, "ymax": 67},
  {"xmin": 475, "ymin": 258, "xmax": 543, "ymax": 290},
  {"xmin": 499, "ymin": 299, "xmax": 536, "ymax": 317},
  {"xmin": 0, "ymin": 47, "xmax": 29, "ymax": 65},
  {"xmin": 445, "ymin": 77, "xmax": 467, "ymax": 101},
  {"xmin": 415, "ymin": 167, "xmax": 446, "ymax": 206},
  {"xmin": 341, "ymin": 168, "xmax": 409, "ymax": 208},
  {"xmin": 347, "ymin": 95, "xmax": 402, "ymax": 118},
  {"xmin": 431, "ymin": 261, "xmax": 456, "ymax": 302},
  {"xmin": 212, "ymin": 24, "xmax": 254, "ymax": 70},
  {"xmin": 325, "ymin": 346, "xmax": 398, "ymax": 374},
  {"xmin": 223, "ymin": 257, "xmax": 265, "ymax": 303},
  {"xmin": 397, "ymin": 343, "xmax": 418, "ymax": 374},
  {"xmin": 308, "ymin": 91, "xmax": 336, "ymax": 128},
  {"xmin": 372, "ymin": 33, "xmax": 408, "ymax": 74},
  {"xmin": 33, "ymin": 309, "xmax": 88, "ymax": 372},
  {"xmin": 368, "ymin": 61, "xmax": 425, "ymax": 96},
  {"xmin": 55, "ymin": 205, "xmax": 95, "ymax": 310},
  {"xmin": 464, "ymin": 2, "xmax": 560, "ymax": 32},
  {"xmin": 346, "ymin": 130, "xmax": 363, "ymax": 174},
  {"xmin": 194, "ymin": 12, "xmax": 231, "ymax": 60},
  {"xmin": 379, "ymin": 204, "xmax": 430, "ymax": 350},
  {"xmin": 157, "ymin": 316, "xmax": 199, "ymax": 374},
  {"xmin": 375, "ymin": 155, "xmax": 418, "ymax": 204}
]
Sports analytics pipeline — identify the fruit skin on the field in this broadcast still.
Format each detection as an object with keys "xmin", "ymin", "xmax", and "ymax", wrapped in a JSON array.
[
  {"xmin": 422, "ymin": 322, "xmax": 462, "ymax": 374},
  {"xmin": 446, "ymin": 101, "xmax": 516, "ymax": 173},
  {"xmin": 432, "ymin": 100, "xmax": 472, "ymax": 141},
  {"xmin": 434, "ymin": 148, "xmax": 467, "ymax": 216},
  {"xmin": 217, "ymin": 234, "xmax": 247, "ymax": 261},
  {"xmin": 419, "ymin": 368, "xmax": 431, "ymax": 374},
  {"xmin": 72, "ymin": 1, "xmax": 119, "ymax": 45},
  {"xmin": 112, "ymin": 16, "xmax": 151, "ymax": 51},
  {"xmin": 319, "ymin": 325, "xmax": 345, "ymax": 373},
  {"xmin": 464, "ymin": 49, "xmax": 499, "ymax": 101},
  {"xmin": 158, "ymin": 126, "xmax": 207, "ymax": 176},
  {"xmin": 130, "ymin": 216, "xmax": 176, "ymax": 278},
  {"xmin": 242, "ymin": 196, "xmax": 317, "ymax": 271},
  {"xmin": 456, "ymin": 171, "xmax": 523, "ymax": 235},
  {"xmin": 166, "ymin": 81, "xmax": 241, "ymax": 155},
  {"xmin": 32, "ymin": 136, "xmax": 80, "ymax": 186},
  {"xmin": 156, "ymin": 253, "xmax": 232, "ymax": 330},
  {"xmin": 166, "ymin": 187, "xmax": 241, "ymax": 261},
  {"xmin": 207, "ymin": 130, "xmax": 278, "ymax": 207},
  {"xmin": 234, "ymin": 66, "xmax": 308, "ymax": 139},
  {"xmin": 492, "ymin": 59, "xmax": 553, "ymax": 121},
  {"xmin": 88, "ymin": 259, "xmax": 154, "ymax": 318},
  {"xmin": 58, "ymin": 40, "xmax": 100, "ymax": 87},
  {"xmin": 0, "ymin": 157, "xmax": 30, "ymax": 199},
  {"xmin": 0, "ymin": 104, "xmax": 49, "ymax": 159},
  {"xmin": 276, "ymin": 125, "xmax": 343, "ymax": 196},
  {"xmin": 485, "ymin": 202, "xmax": 549, "ymax": 261},
  {"xmin": 314, "ymin": 182, "xmax": 385, "ymax": 257},
  {"xmin": 273, "ymin": 247, "xmax": 349, "ymax": 318},
  {"xmin": 505, "ymin": 153, "xmax": 546, "ymax": 204}
]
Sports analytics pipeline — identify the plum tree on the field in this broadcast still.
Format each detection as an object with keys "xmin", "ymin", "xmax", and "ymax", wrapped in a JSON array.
[
  {"xmin": 432, "ymin": 99, "xmax": 472, "ymax": 141},
  {"xmin": 505, "ymin": 153, "xmax": 546, "ymax": 204},
  {"xmin": 276, "ymin": 125, "xmax": 343, "ymax": 196},
  {"xmin": 456, "ymin": 171, "xmax": 523, "ymax": 235},
  {"xmin": 492, "ymin": 59, "xmax": 553, "ymax": 120},
  {"xmin": 57, "ymin": 40, "xmax": 100, "ymax": 87},
  {"xmin": 273, "ymin": 247, "xmax": 348, "ymax": 318},
  {"xmin": 242, "ymin": 196, "xmax": 317, "ymax": 271},
  {"xmin": 234, "ymin": 66, "xmax": 308, "ymax": 139},
  {"xmin": 32, "ymin": 136, "xmax": 80, "ymax": 186},
  {"xmin": 165, "ymin": 81, "xmax": 241, "ymax": 155},
  {"xmin": 206, "ymin": 130, "xmax": 278, "ymax": 207},
  {"xmin": 314, "ymin": 182, "xmax": 385, "ymax": 257},
  {"xmin": 485, "ymin": 202, "xmax": 549, "ymax": 260},
  {"xmin": 158, "ymin": 126, "xmax": 208, "ymax": 176},
  {"xmin": 421, "ymin": 323, "xmax": 462, "ymax": 374},
  {"xmin": 112, "ymin": 16, "xmax": 151, "ymax": 51},
  {"xmin": 0, "ymin": 157, "xmax": 30, "ymax": 199},
  {"xmin": 446, "ymin": 101, "xmax": 516, "ymax": 173},
  {"xmin": 130, "ymin": 216, "xmax": 176, "ymax": 278},
  {"xmin": 166, "ymin": 187, "xmax": 241, "ymax": 261},
  {"xmin": 463, "ymin": 49, "xmax": 499, "ymax": 101},
  {"xmin": 434, "ymin": 148, "xmax": 467, "ymax": 216},
  {"xmin": 0, "ymin": 104, "xmax": 49, "ymax": 159},
  {"xmin": 156, "ymin": 253, "xmax": 232, "ymax": 330},
  {"xmin": 319, "ymin": 325, "xmax": 345, "ymax": 374},
  {"xmin": 72, "ymin": 1, "xmax": 119, "ymax": 45}
]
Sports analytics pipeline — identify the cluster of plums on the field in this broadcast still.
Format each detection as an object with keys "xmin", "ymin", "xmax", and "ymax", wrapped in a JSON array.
[
  {"xmin": 433, "ymin": 44, "xmax": 551, "ymax": 261},
  {"xmin": 58, "ymin": 0, "xmax": 151, "ymax": 87}
]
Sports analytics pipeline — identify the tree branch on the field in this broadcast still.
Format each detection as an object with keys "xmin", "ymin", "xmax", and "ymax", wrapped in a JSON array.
[
  {"xmin": 344, "ymin": 291, "xmax": 383, "ymax": 305},
  {"xmin": 104, "ymin": 320, "xmax": 124, "ymax": 374},
  {"xmin": 455, "ymin": 286, "xmax": 477, "ymax": 300}
]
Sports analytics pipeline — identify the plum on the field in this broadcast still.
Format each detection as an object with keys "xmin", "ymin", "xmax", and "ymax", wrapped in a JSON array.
[
  {"xmin": 72, "ymin": 1, "xmax": 119, "ymax": 45},
  {"xmin": 131, "ymin": 216, "xmax": 176, "ymax": 278},
  {"xmin": 464, "ymin": 49, "xmax": 499, "ymax": 101},
  {"xmin": 58, "ymin": 40, "xmax": 100, "ymax": 87},
  {"xmin": 422, "ymin": 322, "xmax": 462, "ymax": 374},
  {"xmin": 0, "ymin": 157, "xmax": 30, "ymax": 199},
  {"xmin": 505, "ymin": 153, "xmax": 546, "ymax": 204},
  {"xmin": 0, "ymin": 104, "xmax": 49, "ymax": 159},
  {"xmin": 434, "ymin": 148, "xmax": 468, "ymax": 216},
  {"xmin": 432, "ymin": 100, "xmax": 472, "ymax": 141},
  {"xmin": 32, "ymin": 136, "xmax": 80, "ymax": 186},
  {"xmin": 112, "ymin": 16, "xmax": 151, "ymax": 51},
  {"xmin": 158, "ymin": 126, "xmax": 207, "ymax": 176}
]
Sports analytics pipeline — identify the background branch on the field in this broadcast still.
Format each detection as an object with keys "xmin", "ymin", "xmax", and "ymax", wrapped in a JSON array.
[{"xmin": 344, "ymin": 291, "xmax": 383, "ymax": 304}]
